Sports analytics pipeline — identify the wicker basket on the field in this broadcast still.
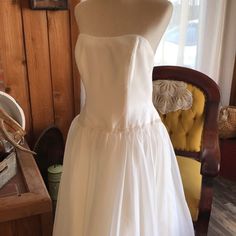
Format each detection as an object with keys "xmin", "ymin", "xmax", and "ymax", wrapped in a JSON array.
[
  {"xmin": 218, "ymin": 106, "xmax": 236, "ymax": 139},
  {"xmin": 0, "ymin": 151, "xmax": 17, "ymax": 189}
]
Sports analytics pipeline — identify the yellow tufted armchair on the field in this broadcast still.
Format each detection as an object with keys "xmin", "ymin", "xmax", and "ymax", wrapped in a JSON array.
[{"xmin": 152, "ymin": 66, "xmax": 220, "ymax": 236}]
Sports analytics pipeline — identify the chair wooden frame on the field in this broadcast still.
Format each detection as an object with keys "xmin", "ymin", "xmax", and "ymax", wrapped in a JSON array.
[{"xmin": 152, "ymin": 66, "xmax": 221, "ymax": 236}]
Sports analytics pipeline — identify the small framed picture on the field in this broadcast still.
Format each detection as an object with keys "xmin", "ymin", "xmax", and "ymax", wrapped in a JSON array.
[{"xmin": 30, "ymin": 0, "xmax": 68, "ymax": 10}]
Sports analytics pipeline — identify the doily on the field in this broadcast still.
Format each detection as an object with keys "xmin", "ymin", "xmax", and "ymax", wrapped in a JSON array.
[{"xmin": 153, "ymin": 80, "xmax": 193, "ymax": 114}]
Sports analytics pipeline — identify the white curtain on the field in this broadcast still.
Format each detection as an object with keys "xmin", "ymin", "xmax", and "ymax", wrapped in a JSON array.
[{"xmin": 155, "ymin": 0, "xmax": 236, "ymax": 105}]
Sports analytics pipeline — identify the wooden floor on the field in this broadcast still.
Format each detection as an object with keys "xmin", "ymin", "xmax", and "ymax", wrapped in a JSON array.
[{"xmin": 208, "ymin": 177, "xmax": 236, "ymax": 236}]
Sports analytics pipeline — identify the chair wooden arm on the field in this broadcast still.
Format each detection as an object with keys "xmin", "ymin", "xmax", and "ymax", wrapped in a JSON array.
[
  {"xmin": 200, "ymin": 100, "xmax": 221, "ymax": 177},
  {"xmin": 200, "ymin": 135, "xmax": 220, "ymax": 177}
]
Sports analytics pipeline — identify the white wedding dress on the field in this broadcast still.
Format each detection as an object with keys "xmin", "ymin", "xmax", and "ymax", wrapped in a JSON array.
[{"xmin": 53, "ymin": 33, "xmax": 194, "ymax": 236}]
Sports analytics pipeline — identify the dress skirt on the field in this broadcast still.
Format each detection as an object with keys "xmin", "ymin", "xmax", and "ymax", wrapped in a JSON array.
[{"xmin": 53, "ymin": 115, "xmax": 194, "ymax": 236}]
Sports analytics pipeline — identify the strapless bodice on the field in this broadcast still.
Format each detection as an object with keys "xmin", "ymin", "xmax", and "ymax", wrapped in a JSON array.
[{"xmin": 75, "ymin": 34, "xmax": 160, "ymax": 132}]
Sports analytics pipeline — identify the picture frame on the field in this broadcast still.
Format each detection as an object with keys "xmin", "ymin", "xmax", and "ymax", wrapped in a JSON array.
[{"xmin": 30, "ymin": 0, "xmax": 68, "ymax": 10}]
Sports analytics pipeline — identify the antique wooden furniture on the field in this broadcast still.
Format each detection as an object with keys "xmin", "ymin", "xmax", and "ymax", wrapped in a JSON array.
[
  {"xmin": 0, "ymin": 147, "xmax": 53, "ymax": 236},
  {"xmin": 219, "ymin": 138, "xmax": 236, "ymax": 182},
  {"xmin": 152, "ymin": 66, "xmax": 221, "ymax": 236}
]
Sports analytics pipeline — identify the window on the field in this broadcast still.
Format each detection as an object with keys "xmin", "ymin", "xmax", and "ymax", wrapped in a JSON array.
[
  {"xmin": 155, "ymin": 0, "xmax": 200, "ymax": 68},
  {"xmin": 154, "ymin": 0, "xmax": 236, "ymax": 105}
]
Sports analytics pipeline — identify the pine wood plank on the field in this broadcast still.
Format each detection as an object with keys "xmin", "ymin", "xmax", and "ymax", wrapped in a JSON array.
[
  {"xmin": 0, "ymin": 1, "xmax": 32, "ymax": 135},
  {"xmin": 47, "ymin": 10, "xmax": 75, "ymax": 138},
  {"xmin": 69, "ymin": 0, "xmax": 81, "ymax": 114},
  {"xmin": 21, "ymin": 0, "xmax": 54, "ymax": 140},
  {"xmin": 0, "ymin": 70, "xmax": 4, "ymax": 91},
  {"xmin": 0, "ymin": 54, "xmax": 4, "ymax": 91}
]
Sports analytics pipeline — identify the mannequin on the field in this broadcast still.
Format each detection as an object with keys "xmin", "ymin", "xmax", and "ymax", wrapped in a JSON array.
[
  {"xmin": 53, "ymin": 1, "xmax": 195, "ymax": 235},
  {"xmin": 74, "ymin": 0, "xmax": 173, "ymax": 52},
  {"xmin": 75, "ymin": 0, "xmax": 173, "ymax": 109}
]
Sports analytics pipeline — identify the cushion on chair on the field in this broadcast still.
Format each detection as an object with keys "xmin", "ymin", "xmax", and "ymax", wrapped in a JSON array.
[
  {"xmin": 177, "ymin": 155, "xmax": 202, "ymax": 221},
  {"xmin": 153, "ymin": 80, "xmax": 206, "ymax": 221},
  {"xmin": 160, "ymin": 84, "xmax": 205, "ymax": 152}
]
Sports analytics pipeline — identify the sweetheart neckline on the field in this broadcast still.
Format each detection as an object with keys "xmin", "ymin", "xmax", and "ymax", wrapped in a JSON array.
[{"xmin": 78, "ymin": 33, "xmax": 155, "ymax": 56}]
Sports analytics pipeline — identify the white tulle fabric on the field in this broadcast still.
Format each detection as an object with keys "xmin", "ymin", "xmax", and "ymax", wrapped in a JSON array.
[
  {"xmin": 153, "ymin": 80, "xmax": 193, "ymax": 114},
  {"xmin": 53, "ymin": 34, "xmax": 194, "ymax": 236}
]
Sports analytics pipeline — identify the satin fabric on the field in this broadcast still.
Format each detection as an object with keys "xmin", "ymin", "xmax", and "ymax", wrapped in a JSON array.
[{"xmin": 53, "ymin": 34, "xmax": 194, "ymax": 236}]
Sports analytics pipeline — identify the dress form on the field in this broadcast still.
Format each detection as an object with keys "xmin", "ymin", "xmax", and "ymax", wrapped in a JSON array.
[
  {"xmin": 52, "ymin": 1, "xmax": 195, "ymax": 235},
  {"xmin": 74, "ymin": 0, "xmax": 173, "ymax": 52}
]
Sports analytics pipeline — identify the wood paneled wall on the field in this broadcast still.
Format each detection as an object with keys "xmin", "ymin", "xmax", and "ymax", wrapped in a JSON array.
[{"xmin": 0, "ymin": 0, "xmax": 81, "ymax": 145}]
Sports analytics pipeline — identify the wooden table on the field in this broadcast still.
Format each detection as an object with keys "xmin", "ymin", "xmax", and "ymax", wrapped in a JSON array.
[{"xmin": 0, "ymin": 148, "xmax": 53, "ymax": 236}]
